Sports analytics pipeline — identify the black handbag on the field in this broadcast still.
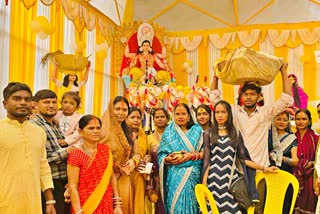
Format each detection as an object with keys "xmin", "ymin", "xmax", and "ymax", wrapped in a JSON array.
[{"xmin": 228, "ymin": 151, "xmax": 252, "ymax": 210}]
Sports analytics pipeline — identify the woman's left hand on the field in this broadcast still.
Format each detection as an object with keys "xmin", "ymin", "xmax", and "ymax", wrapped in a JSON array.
[
  {"xmin": 122, "ymin": 159, "xmax": 136, "ymax": 174},
  {"xmin": 264, "ymin": 166, "xmax": 279, "ymax": 173},
  {"xmin": 136, "ymin": 159, "xmax": 146, "ymax": 172},
  {"xmin": 304, "ymin": 161, "xmax": 314, "ymax": 169},
  {"xmin": 178, "ymin": 151, "xmax": 192, "ymax": 164}
]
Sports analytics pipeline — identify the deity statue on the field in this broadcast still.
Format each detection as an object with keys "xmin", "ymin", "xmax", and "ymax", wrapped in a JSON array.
[{"xmin": 120, "ymin": 23, "xmax": 172, "ymax": 87}]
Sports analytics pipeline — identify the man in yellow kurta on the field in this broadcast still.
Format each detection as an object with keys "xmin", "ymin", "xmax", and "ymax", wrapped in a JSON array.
[{"xmin": 0, "ymin": 82, "xmax": 56, "ymax": 214}]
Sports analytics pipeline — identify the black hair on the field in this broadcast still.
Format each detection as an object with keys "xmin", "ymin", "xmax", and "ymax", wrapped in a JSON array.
[
  {"xmin": 3, "ymin": 82, "xmax": 32, "ymax": 101},
  {"xmin": 61, "ymin": 91, "xmax": 81, "ymax": 107},
  {"xmin": 195, "ymin": 104, "xmax": 213, "ymax": 127},
  {"xmin": 79, "ymin": 114, "xmax": 102, "ymax": 129},
  {"xmin": 63, "ymin": 74, "xmax": 79, "ymax": 87},
  {"xmin": 33, "ymin": 89, "xmax": 57, "ymax": 102},
  {"xmin": 137, "ymin": 40, "xmax": 154, "ymax": 54},
  {"xmin": 152, "ymin": 108, "xmax": 170, "ymax": 121},
  {"xmin": 295, "ymin": 108, "xmax": 313, "ymax": 129},
  {"xmin": 317, "ymin": 103, "xmax": 320, "ymax": 108},
  {"xmin": 128, "ymin": 106, "xmax": 142, "ymax": 117},
  {"xmin": 240, "ymin": 82, "xmax": 262, "ymax": 94},
  {"xmin": 113, "ymin": 96, "xmax": 130, "ymax": 108},
  {"xmin": 211, "ymin": 100, "xmax": 238, "ymax": 148},
  {"xmin": 275, "ymin": 111, "xmax": 292, "ymax": 133},
  {"xmin": 112, "ymin": 96, "xmax": 134, "ymax": 147},
  {"xmin": 174, "ymin": 103, "xmax": 195, "ymax": 129}
]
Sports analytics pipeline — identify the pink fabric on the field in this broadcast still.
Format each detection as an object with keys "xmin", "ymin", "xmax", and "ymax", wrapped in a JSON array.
[
  {"xmin": 55, "ymin": 111, "xmax": 83, "ymax": 146},
  {"xmin": 291, "ymin": 86, "xmax": 308, "ymax": 109},
  {"xmin": 289, "ymin": 74, "xmax": 308, "ymax": 109}
]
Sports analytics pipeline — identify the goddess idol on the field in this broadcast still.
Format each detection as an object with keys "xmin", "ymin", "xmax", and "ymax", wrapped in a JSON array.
[{"xmin": 120, "ymin": 23, "xmax": 172, "ymax": 87}]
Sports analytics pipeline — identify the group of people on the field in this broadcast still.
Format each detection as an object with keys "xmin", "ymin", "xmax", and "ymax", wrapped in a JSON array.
[{"xmin": 1, "ymin": 60, "xmax": 320, "ymax": 214}]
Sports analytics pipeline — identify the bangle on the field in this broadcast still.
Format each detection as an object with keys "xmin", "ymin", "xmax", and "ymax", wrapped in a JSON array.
[
  {"xmin": 45, "ymin": 200, "xmax": 56, "ymax": 205},
  {"xmin": 75, "ymin": 210, "xmax": 83, "ymax": 214},
  {"xmin": 191, "ymin": 153, "xmax": 196, "ymax": 161},
  {"xmin": 132, "ymin": 156, "xmax": 140, "ymax": 166}
]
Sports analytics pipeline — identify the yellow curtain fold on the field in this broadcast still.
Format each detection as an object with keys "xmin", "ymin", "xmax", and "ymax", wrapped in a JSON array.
[
  {"xmin": 49, "ymin": 0, "xmax": 64, "ymax": 100},
  {"xmin": 172, "ymin": 50, "xmax": 186, "ymax": 86},
  {"xmin": 110, "ymin": 46, "xmax": 118, "ymax": 98},
  {"xmin": 122, "ymin": 0, "xmax": 133, "ymax": 24},
  {"xmin": 93, "ymin": 31, "xmax": 106, "ymax": 117},
  {"xmin": 273, "ymin": 47, "xmax": 288, "ymax": 100},
  {"xmin": 75, "ymin": 30, "xmax": 87, "ymax": 114},
  {"xmin": 9, "ymin": 1, "xmax": 37, "ymax": 89},
  {"xmin": 197, "ymin": 39, "xmax": 209, "ymax": 86},
  {"xmin": 303, "ymin": 44, "xmax": 317, "ymax": 100},
  {"xmin": 219, "ymin": 47, "xmax": 234, "ymax": 104}
]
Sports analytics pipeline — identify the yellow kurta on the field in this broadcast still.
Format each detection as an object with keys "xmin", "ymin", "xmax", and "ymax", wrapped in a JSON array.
[{"xmin": 0, "ymin": 117, "xmax": 53, "ymax": 214}]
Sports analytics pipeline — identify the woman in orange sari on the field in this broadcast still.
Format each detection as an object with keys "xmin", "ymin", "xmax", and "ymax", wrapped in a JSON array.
[
  {"xmin": 100, "ymin": 96, "xmax": 141, "ymax": 214},
  {"xmin": 146, "ymin": 108, "xmax": 170, "ymax": 214},
  {"xmin": 67, "ymin": 115, "xmax": 122, "ymax": 214}
]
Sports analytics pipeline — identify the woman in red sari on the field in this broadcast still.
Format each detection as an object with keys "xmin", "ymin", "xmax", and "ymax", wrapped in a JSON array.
[
  {"xmin": 294, "ymin": 109, "xmax": 318, "ymax": 213},
  {"xmin": 68, "ymin": 115, "xmax": 122, "ymax": 214}
]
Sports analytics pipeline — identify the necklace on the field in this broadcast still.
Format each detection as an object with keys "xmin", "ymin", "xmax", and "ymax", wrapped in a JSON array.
[
  {"xmin": 154, "ymin": 130, "xmax": 163, "ymax": 142},
  {"xmin": 218, "ymin": 126, "xmax": 227, "ymax": 130},
  {"xmin": 82, "ymin": 143, "xmax": 96, "ymax": 156}
]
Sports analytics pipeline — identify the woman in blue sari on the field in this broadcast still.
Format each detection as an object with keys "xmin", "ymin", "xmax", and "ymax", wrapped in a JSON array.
[{"xmin": 158, "ymin": 103, "xmax": 203, "ymax": 214}]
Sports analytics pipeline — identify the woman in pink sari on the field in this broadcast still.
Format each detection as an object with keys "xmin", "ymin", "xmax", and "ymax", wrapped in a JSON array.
[
  {"xmin": 294, "ymin": 109, "xmax": 318, "ymax": 213},
  {"xmin": 288, "ymin": 74, "xmax": 308, "ymax": 111}
]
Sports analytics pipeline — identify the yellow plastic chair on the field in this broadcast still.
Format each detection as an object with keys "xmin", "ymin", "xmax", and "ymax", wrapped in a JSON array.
[
  {"xmin": 248, "ymin": 170, "xmax": 299, "ymax": 214},
  {"xmin": 195, "ymin": 184, "xmax": 220, "ymax": 214}
]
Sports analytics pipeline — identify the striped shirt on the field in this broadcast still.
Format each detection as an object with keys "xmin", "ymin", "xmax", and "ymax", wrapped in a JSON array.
[{"xmin": 30, "ymin": 115, "xmax": 68, "ymax": 180}]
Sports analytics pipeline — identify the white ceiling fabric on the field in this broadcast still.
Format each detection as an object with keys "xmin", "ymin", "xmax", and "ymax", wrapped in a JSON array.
[{"xmin": 89, "ymin": 0, "xmax": 320, "ymax": 31}]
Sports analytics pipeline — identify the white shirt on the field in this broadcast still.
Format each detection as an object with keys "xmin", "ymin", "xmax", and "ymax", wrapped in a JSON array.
[{"xmin": 211, "ymin": 90, "xmax": 293, "ymax": 166}]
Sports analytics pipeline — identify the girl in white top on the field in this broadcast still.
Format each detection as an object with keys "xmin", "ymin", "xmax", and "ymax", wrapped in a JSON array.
[
  {"xmin": 55, "ymin": 91, "xmax": 83, "ymax": 147},
  {"xmin": 50, "ymin": 61, "xmax": 91, "ymax": 93}
]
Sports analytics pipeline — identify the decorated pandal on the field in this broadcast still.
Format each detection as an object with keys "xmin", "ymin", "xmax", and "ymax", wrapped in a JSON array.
[{"xmin": 119, "ymin": 23, "xmax": 213, "ymax": 129}]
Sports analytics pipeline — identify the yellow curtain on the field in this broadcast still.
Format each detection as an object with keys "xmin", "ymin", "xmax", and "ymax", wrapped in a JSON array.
[
  {"xmin": 9, "ymin": 1, "xmax": 37, "ymax": 88},
  {"xmin": 49, "ymin": 0, "xmax": 64, "ymax": 99},
  {"xmin": 75, "ymin": 30, "xmax": 87, "ymax": 114},
  {"xmin": 273, "ymin": 47, "xmax": 288, "ymax": 99},
  {"xmin": 93, "ymin": 30, "xmax": 107, "ymax": 117},
  {"xmin": 303, "ymin": 44, "xmax": 317, "ymax": 100},
  {"xmin": 122, "ymin": 0, "xmax": 133, "ymax": 24},
  {"xmin": 197, "ymin": 37, "xmax": 209, "ymax": 86},
  {"xmin": 110, "ymin": 45, "xmax": 118, "ymax": 98},
  {"xmin": 172, "ymin": 50, "xmax": 186, "ymax": 86}
]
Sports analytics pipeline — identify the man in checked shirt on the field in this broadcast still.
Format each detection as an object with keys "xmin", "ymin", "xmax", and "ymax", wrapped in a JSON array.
[{"xmin": 31, "ymin": 89, "xmax": 76, "ymax": 214}]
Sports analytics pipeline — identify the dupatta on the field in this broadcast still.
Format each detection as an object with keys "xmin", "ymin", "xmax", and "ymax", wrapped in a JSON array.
[{"xmin": 100, "ymin": 98, "xmax": 131, "ymax": 172}]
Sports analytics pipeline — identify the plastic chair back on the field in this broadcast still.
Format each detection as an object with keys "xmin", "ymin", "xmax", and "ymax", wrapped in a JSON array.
[
  {"xmin": 255, "ymin": 170, "xmax": 299, "ymax": 214},
  {"xmin": 195, "ymin": 184, "xmax": 220, "ymax": 214}
]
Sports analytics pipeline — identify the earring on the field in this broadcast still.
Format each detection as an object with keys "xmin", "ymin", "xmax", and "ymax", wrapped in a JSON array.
[
  {"xmin": 139, "ymin": 47, "xmax": 142, "ymax": 52},
  {"xmin": 149, "ymin": 47, "xmax": 152, "ymax": 52}
]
